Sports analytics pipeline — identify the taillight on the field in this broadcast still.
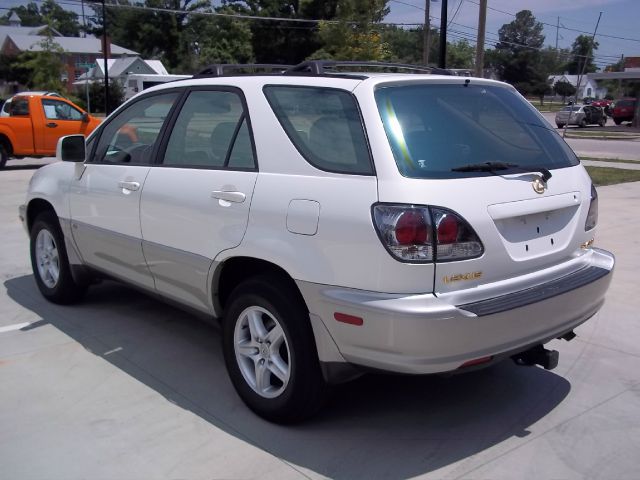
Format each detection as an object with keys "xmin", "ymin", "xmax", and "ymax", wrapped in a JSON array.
[
  {"xmin": 585, "ymin": 184, "xmax": 598, "ymax": 231},
  {"xmin": 372, "ymin": 204, "xmax": 483, "ymax": 262}
]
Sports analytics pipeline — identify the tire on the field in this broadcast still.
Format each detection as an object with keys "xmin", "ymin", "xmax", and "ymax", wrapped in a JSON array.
[
  {"xmin": 30, "ymin": 211, "xmax": 86, "ymax": 304},
  {"xmin": 222, "ymin": 275, "xmax": 326, "ymax": 423},
  {"xmin": 579, "ymin": 119, "xmax": 587, "ymax": 128},
  {"xmin": 599, "ymin": 117, "xmax": 606, "ymax": 127},
  {"xmin": 0, "ymin": 143, "xmax": 8, "ymax": 169},
  {"xmin": 614, "ymin": 118, "xmax": 622, "ymax": 125},
  {"xmin": 556, "ymin": 123, "xmax": 564, "ymax": 129}
]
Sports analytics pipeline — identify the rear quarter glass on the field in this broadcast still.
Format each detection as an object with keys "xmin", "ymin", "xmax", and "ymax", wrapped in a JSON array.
[{"xmin": 375, "ymin": 83, "xmax": 579, "ymax": 179}]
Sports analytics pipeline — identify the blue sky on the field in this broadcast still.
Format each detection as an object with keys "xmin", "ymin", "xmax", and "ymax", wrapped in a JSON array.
[{"xmin": 386, "ymin": 0, "xmax": 640, "ymax": 69}]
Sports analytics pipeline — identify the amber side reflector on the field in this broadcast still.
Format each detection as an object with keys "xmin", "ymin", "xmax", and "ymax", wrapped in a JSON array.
[
  {"xmin": 458, "ymin": 356, "xmax": 493, "ymax": 369},
  {"xmin": 334, "ymin": 312, "xmax": 364, "ymax": 326}
]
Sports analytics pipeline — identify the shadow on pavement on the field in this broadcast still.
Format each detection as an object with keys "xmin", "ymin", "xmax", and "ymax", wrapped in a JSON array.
[{"xmin": 5, "ymin": 274, "xmax": 571, "ymax": 479}]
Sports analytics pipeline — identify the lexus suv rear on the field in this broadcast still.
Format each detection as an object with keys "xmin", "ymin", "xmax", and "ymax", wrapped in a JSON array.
[{"xmin": 21, "ymin": 61, "xmax": 614, "ymax": 422}]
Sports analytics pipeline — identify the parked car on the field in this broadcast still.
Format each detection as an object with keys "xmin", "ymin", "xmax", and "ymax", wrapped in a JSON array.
[
  {"xmin": 591, "ymin": 99, "xmax": 613, "ymax": 116},
  {"xmin": 0, "ymin": 91, "xmax": 62, "ymax": 117},
  {"xmin": 0, "ymin": 93, "xmax": 100, "ymax": 168},
  {"xmin": 555, "ymin": 104, "xmax": 607, "ymax": 128},
  {"xmin": 611, "ymin": 98, "xmax": 637, "ymax": 125},
  {"xmin": 20, "ymin": 61, "xmax": 614, "ymax": 422}
]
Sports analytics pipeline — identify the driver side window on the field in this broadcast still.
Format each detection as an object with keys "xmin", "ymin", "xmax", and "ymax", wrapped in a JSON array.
[{"xmin": 93, "ymin": 92, "xmax": 178, "ymax": 165}]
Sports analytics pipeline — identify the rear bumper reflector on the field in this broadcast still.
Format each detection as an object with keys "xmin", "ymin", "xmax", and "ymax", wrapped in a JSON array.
[{"xmin": 334, "ymin": 312, "xmax": 364, "ymax": 326}]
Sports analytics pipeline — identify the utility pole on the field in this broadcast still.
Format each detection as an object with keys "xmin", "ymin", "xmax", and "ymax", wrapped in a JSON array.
[
  {"xmin": 438, "ymin": 0, "xmax": 448, "ymax": 69},
  {"xmin": 555, "ymin": 16, "xmax": 559, "ymax": 51},
  {"xmin": 100, "ymin": 0, "xmax": 110, "ymax": 115},
  {"xmin": 423, "ymin": 0, "xmax": 431, "ymax": 65},
  {"xmin": 474, "ymin": 0, "xmax": 487, "ymax": 77}
]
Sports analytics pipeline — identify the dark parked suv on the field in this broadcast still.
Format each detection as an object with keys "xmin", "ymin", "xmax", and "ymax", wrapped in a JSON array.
[{"xmin": 611, "ymin": 98, "xmax": 637, "ymax": 125}]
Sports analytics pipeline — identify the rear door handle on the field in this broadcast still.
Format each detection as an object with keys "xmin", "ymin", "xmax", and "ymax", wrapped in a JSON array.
[
  {"xmin": 118, "ymin": 181, "xmax": 140, "ymax": 192},
  {"xmin": 211, "ymin": 190, "xmax": 246, "ymax": 203},
  {"xmin": 46, "ymin": 122, "xmax": 58, "ymax": 128}
]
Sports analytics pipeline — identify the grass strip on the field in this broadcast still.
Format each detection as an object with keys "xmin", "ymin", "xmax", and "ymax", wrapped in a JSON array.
[
  {"xmin": 581, "ymin": 157, "xmax": 640, "ymax": 164},
  {"xmin": 585, "ymin": 166, "xmax": 640, "ymax": 186}
]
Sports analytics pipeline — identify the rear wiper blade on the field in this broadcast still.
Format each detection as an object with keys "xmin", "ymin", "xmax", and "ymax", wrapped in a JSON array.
[
  {"xmin": 452, "ymin": 162, "xmax": 552, "ymax": 182},
  {"xmin": 452, "ymin": 161, "xmax": 516, "ymax": 172}
]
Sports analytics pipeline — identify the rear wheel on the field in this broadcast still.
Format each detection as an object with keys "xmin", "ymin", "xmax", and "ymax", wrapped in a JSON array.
[
  {"xmin": 556, "ymin": 123, "xmax": 564, "ymax": 129},
  {"xmin": 30, "ymin": 212, "xmax": 86, "ymax": 304},
  {"xmin": 614, "ymin": 118, "xmax": 622, "ymax": 125},
  {"xmin": 0, "ymin": 143, "xmax": 8, "ymax": 169},
  {"xmin": 579, "ymin": 119, "xmax": 587, "ymax": 128},
  {"xmin": 222, "ymin": 275, "xmax": 326, "ymax": 423}
]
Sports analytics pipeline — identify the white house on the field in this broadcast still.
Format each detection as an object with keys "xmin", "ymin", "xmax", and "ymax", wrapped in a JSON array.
[{"xmin": 547, "ymin": 74, "xmax": 607, "ymax": 100}]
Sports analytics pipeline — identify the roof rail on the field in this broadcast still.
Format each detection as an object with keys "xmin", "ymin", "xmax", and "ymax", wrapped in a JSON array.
[
  {"xmin": 193, "ymin": 64, "xmax": 291, "ymax": 78},
  {"xmin": 285, "ymin": 60, "xmax": 452, "ymax": 76}
]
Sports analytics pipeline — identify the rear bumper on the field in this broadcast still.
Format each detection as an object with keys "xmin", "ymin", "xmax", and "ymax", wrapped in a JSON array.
[{"xmin": 298, "ymin": 248, "xmax": 614, "ymax": 375}]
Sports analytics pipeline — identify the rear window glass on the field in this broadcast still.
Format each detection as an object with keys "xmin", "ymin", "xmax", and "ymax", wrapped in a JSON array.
[
  {"xmin": 375, "ymin": 84, "xmax": 579, "ymax": 179},
  {"xmin": 561, "ymin": 106, "xmax": 581, "ymax": 112},
  {"xmin": 264, "ymin": 86, "xmax": 373, "ymax": 175},
  {"xmin": 616, "ymin": 100, "xmax": 635, "ymax": 108}
]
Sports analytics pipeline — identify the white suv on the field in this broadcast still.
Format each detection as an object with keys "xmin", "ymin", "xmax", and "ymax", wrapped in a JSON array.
[{"xmin": 20, "ymin": 61, "xmax": 614, "ymax": 423}]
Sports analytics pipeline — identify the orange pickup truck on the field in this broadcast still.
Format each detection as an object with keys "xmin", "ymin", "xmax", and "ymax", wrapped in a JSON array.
[{"xmin": 0, "ymin": 94, "xmax": 100, "ymax": 168}]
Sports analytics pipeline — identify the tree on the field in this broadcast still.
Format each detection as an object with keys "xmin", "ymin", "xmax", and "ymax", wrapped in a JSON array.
[
  {"xmin": 554, "ymin": 80, "xmax": 576, "ymax": 103},
  {"xmin": 2, "ymin": 0, "xmax": 81, "ymax": 36},
  {"xmin": 447, "ymin": 39, "xmax": 474, "ymax": 69},
  {"xmin": 310, "ymin": 0, "xmax": 390, "ymax": 61},
  {"xmin": 18, "ymin": 26, "xmax": 66, "ymax": 92},
  {"xmin": 494, "ymin": 10, "xmax": 545, "ymax": 89},
  {"xmin": 566, "ymin": 35, "xmax": 599, "ymax": 74}
]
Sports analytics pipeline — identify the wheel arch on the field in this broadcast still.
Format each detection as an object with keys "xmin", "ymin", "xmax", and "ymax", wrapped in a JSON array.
[
  {"xmin": 26, "ymin": 198, "xmax": 57, "ymax": 232},
  {"xmin": 213, "ymin": 256, "xmax": 307, "ymax": 316}
]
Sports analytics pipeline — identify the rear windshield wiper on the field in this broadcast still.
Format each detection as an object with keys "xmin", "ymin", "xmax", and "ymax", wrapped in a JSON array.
[{"xmin": 452, "ymin": 162, "xmax": 552, "ymax": 182}]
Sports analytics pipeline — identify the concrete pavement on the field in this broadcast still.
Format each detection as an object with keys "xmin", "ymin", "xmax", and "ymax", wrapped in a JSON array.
[{"xmin": 1, "ymin": 161, "xmax": 640, "ymax": 479}]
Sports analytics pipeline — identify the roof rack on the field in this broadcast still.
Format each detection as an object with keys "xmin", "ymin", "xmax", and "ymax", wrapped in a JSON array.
[
  {"xmin": 193, "ymin": 64, "xmax": 291, "ymax": 78},
  {"xmin": 284, "ymin": 60, "xmax": 452, "ymax": 76}
]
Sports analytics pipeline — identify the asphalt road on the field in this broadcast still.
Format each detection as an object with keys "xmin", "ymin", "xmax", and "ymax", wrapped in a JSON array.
[
  {"xmin": 540, "ymin": 112, "xmax": 640, "ymax": 160},
  {"xmin": 1, "ymin": 161, "xmax": 640, "ymax": 479}
]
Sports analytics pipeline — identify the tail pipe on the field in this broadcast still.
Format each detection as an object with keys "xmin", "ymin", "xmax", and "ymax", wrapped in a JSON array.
[{"xmin": 512, "ymin": 344, "xmax": 559, "ymax": 371}]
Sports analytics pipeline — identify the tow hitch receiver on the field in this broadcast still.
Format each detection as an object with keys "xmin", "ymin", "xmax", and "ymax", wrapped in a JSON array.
[{"xmin": 512, "ymin": 345, "xmax": 559, "ymax": 370}]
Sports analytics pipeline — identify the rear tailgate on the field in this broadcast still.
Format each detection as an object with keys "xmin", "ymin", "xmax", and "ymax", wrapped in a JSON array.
[{"xmin": 365, "ymin": 78, "xmax": 596, "ymax": 296}]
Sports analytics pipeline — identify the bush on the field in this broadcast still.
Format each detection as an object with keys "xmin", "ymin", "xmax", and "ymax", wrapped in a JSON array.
[{"xmin": 86, "ymin": 81, "xmax": 125, "ymax": 114}]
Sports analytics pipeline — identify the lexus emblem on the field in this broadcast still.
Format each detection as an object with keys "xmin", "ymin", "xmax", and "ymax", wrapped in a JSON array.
[{"xmin": 532, "ymin": 177, "xmax": 546, "ymax": 194}]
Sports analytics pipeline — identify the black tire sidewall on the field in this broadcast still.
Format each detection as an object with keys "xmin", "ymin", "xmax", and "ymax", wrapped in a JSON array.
[
  {"xmin": 222, "ymin": 276, "xmax": 324, "ymax": 422},
  {"xmin": 30, "ymin": 212, "xmax": 83, "ymax": 304},
  {"xmin": 0, "ymin": 144, "xmax": 7, "ymax": 169}
]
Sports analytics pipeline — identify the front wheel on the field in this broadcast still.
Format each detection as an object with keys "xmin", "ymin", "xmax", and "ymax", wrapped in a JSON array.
[
  {"xmin": 614, "ymin": 118, "xmax": 622, "ymax": 125},
  {"xmin": 0, "ymin": 143, "xmax": 8, "ymax": 169},
  {"xmin": 222, "ymin": 275, "xmax": 326, "ymax": 423},
  {"xmin": 30, "ymin": 212, "xmax": 86, "ymax": 304}
]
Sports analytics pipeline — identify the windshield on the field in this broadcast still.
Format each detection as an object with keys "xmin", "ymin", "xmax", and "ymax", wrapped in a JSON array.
[{"xmin": 375, "ymin": 83, "xmax": 579, "ymax": 179}]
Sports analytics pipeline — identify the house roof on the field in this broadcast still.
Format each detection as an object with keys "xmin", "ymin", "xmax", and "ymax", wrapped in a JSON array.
[
  {"xmin": 547, "ymin": 74, "xmax": 595, "ymax": 88},
  {"xmin": 0, "ymin": 24, "xmax": 59, "ymax": 49},
  {"xmin": 2, "ymin": 33, "xmax": 138, "ymax": 56},
  {"xmin": 78, "ymin": 56, "xmax": 169, "ymax": 80}
]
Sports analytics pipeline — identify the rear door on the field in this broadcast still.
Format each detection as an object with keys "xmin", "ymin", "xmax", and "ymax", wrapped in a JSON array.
[
  {"xmin": 139, "ymin": 88, "xmax": 258, "ymax": 312},
  {"xmin": 372, "ymin": 81, "xmax": 592, "ymax": 295},
  {"xmin": 69, "ymin": 91, "xmax": 180, "ymax": 289}
]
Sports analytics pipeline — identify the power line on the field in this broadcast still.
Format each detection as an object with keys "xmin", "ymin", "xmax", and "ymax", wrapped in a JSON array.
[{"xmin": 464, "ymin": 0, "xmax": 640, "ymax": 43}]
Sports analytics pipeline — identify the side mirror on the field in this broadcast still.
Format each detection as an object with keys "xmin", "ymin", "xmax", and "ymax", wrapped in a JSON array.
[
  {"xmin": 56, "ymin": 135, "xmax": 86, "ymax": 163},
  {"xmin": 81, "ymin": 112, "xmax": 90, "ymax": 123}
]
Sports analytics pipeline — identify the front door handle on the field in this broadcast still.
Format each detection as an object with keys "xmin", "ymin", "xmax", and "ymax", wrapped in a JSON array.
[
  {"xmin": 118, "ymin": 181, "xmax": 140, "ymax": 192},
  {"xmin": 211, "ymin": 190, "xmax": 246, "ymax": 203},
  {"xmin": 46, "ymin": 122, "xmax": 58, "ymax": 128}
]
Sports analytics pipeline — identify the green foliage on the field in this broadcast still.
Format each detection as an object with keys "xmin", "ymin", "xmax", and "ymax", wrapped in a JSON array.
[
  {"xmin": 446, "ymin": 39, "xmax": 474, "ymax": 69},
  {"xmin": 18, "ymin": 27, "xmax": 66, "ymax": 92},
  {"xmin": 310, "ymin": 0, "xmax": 391, "ymax": 61},
  {"xmin": 2, "ymin": 0, "xmax": 80, "ymax": 36},
  {"xmin": 554, "ymin": 80, "xmax": 576, "ymax": 101},
  {"xmin": 87, "ymin": 81, "xmax": 125, "ymax": 114},
  {"xmin": 0, "ymin": 55, "xmax": 32, "ymax": 85},
  {"xmin": 381, "ymin": 25, "xmax": 423, "ymax": 64},
  {"xmin": 565, "ymin": 35, "xmax": 599, "ymax": 74}
]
